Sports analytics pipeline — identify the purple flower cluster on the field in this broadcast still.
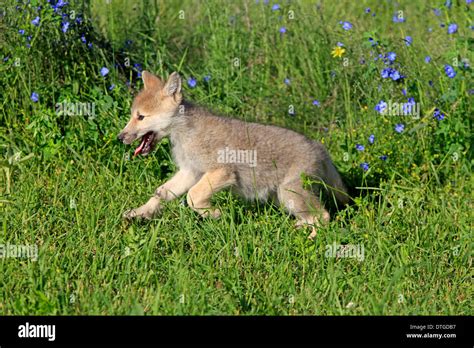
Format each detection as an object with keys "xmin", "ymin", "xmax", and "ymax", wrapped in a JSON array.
[
  {"xmin": 381, "ymin": 68, "xmax": 402, "ymax": 81},
  {"xmin": 444, "ymin": 64, "xmax": 456, "ymax": 78},
  {"xmin": 433, "ymin": 108, "xmax": 445, "ymax": 121}
]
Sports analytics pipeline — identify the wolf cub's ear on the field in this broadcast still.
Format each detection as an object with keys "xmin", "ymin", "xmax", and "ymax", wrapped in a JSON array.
[
  {"xmin": 142, "ymin": 71, "xmax": 163, "ymax": 90},
  {"xmin": 164, "ymin": 72, "xmax": 182, "ymax": 98}
]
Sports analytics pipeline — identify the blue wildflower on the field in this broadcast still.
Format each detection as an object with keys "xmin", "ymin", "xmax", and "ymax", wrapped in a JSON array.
[
  {"xmin": 100, "ymin": 67, "xmax": 109, "ymax": 77},
  {"xmin": 279, "ymin": 26, "xmax": 286, "ymax": 33},
  {"xmin": 109, "ymin": 84, "xmax": 115, "ymax": 91},
  {"xmin": 18, "ymin": 29, "xmax": 25, "ymax": 35},
  {"xmin": 272, "ymin": 4, "xmax": 280, "ymax": 10},
  {"xmin": 404, "ymin": 36, "xmax": 413, "ymax": 46},
  {"xmin": 379, "ymin": 155, "xmax": 387, "ymax": 161},
  {"xmin": 284, "ymin": 78, "xmax": 290, "ymax": 85},
  {"xmin": 61, "ymin": 21, "xmax": 70, "ymax": 33},
  {"xmin": 368, "ymin": 134, "xmax": 375, "ymax": 144},
  {"xmin": 31, "ymin": 16, "xmax": 40, "ymax": 26},
  {"xmin": 425, "ymin": 56, "xmax": 431, "ymax": 63},
  {"xmin": 387, "ymin": 52, "xmax": 396, "ymax": 62},
  {"xmin": 80, "ymin": 35, "xmax": 86, "ymax": 43},
  {"xmin": 30, "ymin": 92, "xmax": 39, "ymax": 102},
  {"xmin": 390, "ymin": 69, "xmax": 401, "ymax": 81},
  {"xmin": 365, "ymin": 8, "xmax": 371, "ymax": 13},
  {"xmin": 381, "ymin": 68, "xmax": 391, "ymax": 79},
  {"xmin": 375, "ymin": 100, "xmax": 387, "ymax": 114},
  {"xmin": 52, "ymin": 0, "xmax": 68, "ymax": 12},
  {"xmin": 203, "ymin": 75, "xmax": 211, "ymax": 82},
  {"xmin": 448, "ymin": 23, "xmax": 457, "ymax": 34},
  {"xmin": 395, "ymin": 123, "xmax": 405, "ymax": 133},
  {"xmin": 433, "ymin": 8, "xmax": 441, "ymax": 16},
  {"xmin": 356, "ymin": 144, "xmax": 365, "ymax": 151},
  {"xmin": 360, "ymin": 162, "xmax": 369, "ymax": 171},
  {"xmin": 392, "ymin": 14, "xmax": 405, "ymax": 23},
  {"xmin": 341, "ymin": 21, "xmax": 353, "ymax": 30},
  {"xmin": 133, "ymin": 63, "xmax": 142, "ymax": 71},
  {"xmin": 187, "ymin": 77, "xmax": 197, "ymax": 88},
  {"xmin": 433, "ymin": 108, "xmax": 445, "ymax": 121},
  {"xmin": 444, "ymin": 64, "xmax": 456, "ymax": 78},
  {"xmin": 312, "ymin": 100, "xmax": 320, "ymax": 106}
]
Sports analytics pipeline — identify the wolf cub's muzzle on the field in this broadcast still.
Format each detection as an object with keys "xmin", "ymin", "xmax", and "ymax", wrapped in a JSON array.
[
  {"xmin": 118, "ymin": 131, "xmax": 158, "ymax": 156},
  {"xmin": 117, "ymin": 131, "xmax": 137, "ymax": 145}
]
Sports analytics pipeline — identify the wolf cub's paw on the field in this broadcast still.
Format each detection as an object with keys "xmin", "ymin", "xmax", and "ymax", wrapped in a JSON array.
[
  {"xmin": 123, "ymin": 208, "xmax": 153, "ymax": 220},
  {"xmin": 295, "ymin": 221, "xmax": 318, "ymax": 240},
  {"xmin": 307, "ymin": 227, "xmax": 317, "ymax": 240},
  {"xmin": 200, "ymin": 208, "xmax": 222, "ymax": 219}
]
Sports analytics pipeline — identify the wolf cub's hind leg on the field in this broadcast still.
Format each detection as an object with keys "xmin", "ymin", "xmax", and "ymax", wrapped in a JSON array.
[
  {"xmin": 186, "ymin": 168, "xmax": 236, "ymax": 218},
  {"xmin": 123, "ymin": 169, "xmax": 199, "ymax": 220},
  {"xmin": 277, "ymin": 179, "xmax": 330, "ymax": 240}
]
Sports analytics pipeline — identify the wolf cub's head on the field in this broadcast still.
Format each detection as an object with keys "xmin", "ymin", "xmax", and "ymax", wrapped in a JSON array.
[{"xmin": 118, "ymin": 71, "xmax": 182, "ymax": 156}]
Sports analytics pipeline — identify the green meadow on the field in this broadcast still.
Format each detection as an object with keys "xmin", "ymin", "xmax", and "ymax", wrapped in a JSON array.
[{"xmin": 0, "ymin": 0, "xmax": 472, "ymax": 314}]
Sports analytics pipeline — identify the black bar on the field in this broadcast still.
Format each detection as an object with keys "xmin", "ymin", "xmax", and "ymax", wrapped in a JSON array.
[{"xmin": 0, "ymin": 316, "xmax": 471, "ymax": 346}]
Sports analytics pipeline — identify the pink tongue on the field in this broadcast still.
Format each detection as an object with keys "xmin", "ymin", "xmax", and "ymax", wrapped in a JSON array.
[{"xmin": 133, "ymin": 138, "xmax": 146, "ymax": 157}]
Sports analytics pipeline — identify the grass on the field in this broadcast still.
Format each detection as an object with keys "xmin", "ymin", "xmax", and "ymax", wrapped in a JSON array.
[{"xmin": 0, "ymin": 0, "xmax": 472, "ymax": 315}]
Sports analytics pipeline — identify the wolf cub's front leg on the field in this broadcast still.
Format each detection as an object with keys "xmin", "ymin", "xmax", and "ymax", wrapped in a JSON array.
[
  {"xmin": 186, "ymin": 168, "xmax": 236, "ymax": 218},
  {"xmin": 123, "ymin": 169, "xmax": 199, "ymax": 220}
]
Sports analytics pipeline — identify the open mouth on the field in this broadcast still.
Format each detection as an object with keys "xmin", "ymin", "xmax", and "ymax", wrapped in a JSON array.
[{"xmin": 133, "ymin": 131, "xmax": 157, "ymax": 156}]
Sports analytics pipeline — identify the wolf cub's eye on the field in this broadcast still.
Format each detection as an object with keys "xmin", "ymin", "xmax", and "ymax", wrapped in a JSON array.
[{"xmin": 138, "ymin": 114, "xmax": 145, "ymax": 120}]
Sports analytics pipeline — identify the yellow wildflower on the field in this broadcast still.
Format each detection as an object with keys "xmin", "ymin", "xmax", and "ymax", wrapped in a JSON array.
[{"xmin": 331, "ymin": 46, "xmax": 345, "ymax": 58}]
